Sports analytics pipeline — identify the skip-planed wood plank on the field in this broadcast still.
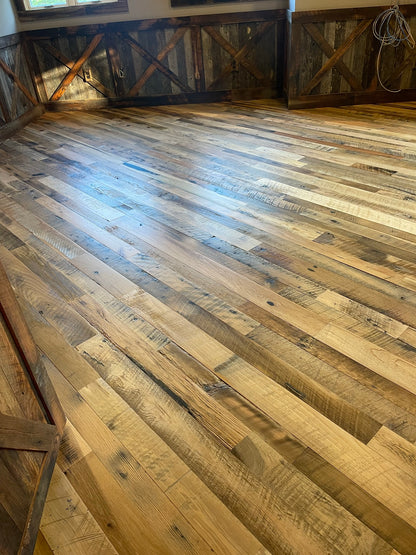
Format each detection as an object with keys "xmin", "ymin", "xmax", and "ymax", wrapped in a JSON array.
[{"xmin": 2, "ymin": 99, "xmax": 416, "ymax": 554}]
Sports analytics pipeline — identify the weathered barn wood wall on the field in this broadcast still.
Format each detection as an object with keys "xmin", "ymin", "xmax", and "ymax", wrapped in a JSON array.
[
  {"xmin": 286, "ymin": 5, "xmax": 416, "ymax": 108},
  {"xmin": 0, "ymin": 33, "xmax": 42, "ymax": 139},
  {"xmin": 21, "ymin": 10, "xmax": 285, "ymax": 110}
]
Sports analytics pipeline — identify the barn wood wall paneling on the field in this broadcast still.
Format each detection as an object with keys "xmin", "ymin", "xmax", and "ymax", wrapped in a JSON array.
[
  {"xmin": 286, "ymin": 5, "xmax": 416, "ymax": 108},
  {"xmin": 20, "ymin": 10, "xmax": 285, "ymax": 112},
  {"xmin": 0, "ymin": 33, "xmax": 44, "ymax": 140}
]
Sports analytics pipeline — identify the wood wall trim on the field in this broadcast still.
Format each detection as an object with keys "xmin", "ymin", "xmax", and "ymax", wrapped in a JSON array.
[
  {"xmin": 290, "ymin": 4, "xmax": 416, "ymax": 23},
  {"xmin": 12, "ymin": 0, "xmax": 128, "ymax": 21},
  {"xmin": 0, "ymin": 33, "xmax": 21, "ymax": 50},
  {"xmin": 0, "ymin": 104, "xmax": 45, "ymax": 142},
  {"xmin": 44, "ymin": 87, "xmax": 277, "ymax": 111},
  {"xmin": 288, "ymin": 87, "xmax": 416, "ymax": 109},
  {"xmin": 21, "ymin": 9, "xmax": 286, "ymax": 40}
]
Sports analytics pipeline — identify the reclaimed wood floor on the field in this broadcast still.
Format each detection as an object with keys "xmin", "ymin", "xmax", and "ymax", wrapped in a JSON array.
[{"xmin": 1, "ymin": 100, "xmax": 416, "ymax": 554}]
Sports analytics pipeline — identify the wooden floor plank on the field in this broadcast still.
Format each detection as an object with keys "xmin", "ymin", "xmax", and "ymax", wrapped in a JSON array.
[{"xmin": 2, "ymin": 99, "xmax": 416, "ymax": 554}]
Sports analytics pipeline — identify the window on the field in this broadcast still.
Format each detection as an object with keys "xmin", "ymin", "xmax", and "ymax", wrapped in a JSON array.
[
  {"xmin": 13, "ymin": 0, "xmax": 128, "ymax": 19},
  {"xmin": 24, "ymin": 0, "xmax": 116, "ymax": 10}
]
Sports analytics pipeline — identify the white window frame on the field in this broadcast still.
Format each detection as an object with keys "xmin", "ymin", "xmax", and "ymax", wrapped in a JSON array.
[
  {"xmin": 14, "ymin": 0, "xmax": 128, "ymax": 21},
  {"xmin": 23, "ymin": 0, "xmax": 116, "ymax": 10}
]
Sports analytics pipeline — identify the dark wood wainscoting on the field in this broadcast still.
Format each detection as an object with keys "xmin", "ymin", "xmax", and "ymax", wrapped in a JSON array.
[
  {"xmin": 21, "ymin": 11, "xmax": 285, "ymax": 111},
  {"xmin": 286, "ymin": 5, "xmax": 416, "ymax": 109},
  {"xmin": 0, "ymin": 34, "xmax": 43, "ymax": 140}
]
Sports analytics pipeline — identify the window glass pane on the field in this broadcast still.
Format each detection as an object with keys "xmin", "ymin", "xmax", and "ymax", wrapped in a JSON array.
[
  {"xmin": 75, "ymin": 0, "xmax": 114, "ymax": 3},
  {"xmin": 28, "ymin": 0, "xmax": 67, "ymax": 7}
]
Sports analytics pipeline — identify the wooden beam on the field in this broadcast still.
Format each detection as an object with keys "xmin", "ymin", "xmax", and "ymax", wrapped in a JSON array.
[
  {"xmin": 191, "ymin": 25, "xmax": 205, "ymax": 92},
  {"xmin": 50, "ymin": 34, "xmax": 104, "ymax": 102},
  {"xmin": 0, "ymin": 413, "xmax": 56, "ymax": 451},
  {"xmin": 0, "ymin": 91, "xmax": 11, "ymax": 123},
  {"xmin": 23, "ymin": 39, "xmax": 48, "ymax": 104},
  {"xmin": 11, "ymin": 43, "xmax": 22, "ymax": 120}
]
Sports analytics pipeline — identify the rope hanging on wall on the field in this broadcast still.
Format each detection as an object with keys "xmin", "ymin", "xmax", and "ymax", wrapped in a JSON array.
[{"xmin": 373, "ymin": 0, "xmax": 415, "ymax": 92}]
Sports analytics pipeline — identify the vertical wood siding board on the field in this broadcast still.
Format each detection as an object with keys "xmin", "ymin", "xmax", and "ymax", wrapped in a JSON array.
[
  {"xmin": 350, "ymin": 29, "xmax": 367, "ymax": 92},
  {"xmin": 129, "ymin": 30, "xmax": 151, "ymax": 96},
  {"xmin": 361, "ymin": 26, "xmax": 378, "ymax": 91},
  {"xmin": 183, "ymin": 29, "xmax": 196, "ymax": 91},
  {"xmin": 276, "ymin": 21, "xmax": 285, "ymax": 94},
  {"xmin": 191, "ymin": 25, "xmax": 205, "ymax": 92},
  {"xmin": 242, "ymin": 23, "xmax": 257, "ymax": 88},
  {"xmin": 330, "ymin": 21, "xmax": 344, "ymax": 94},
  {"xmin": 287, "ymin": 20, "xmax": 304, "ymax": 98},
  {"xmin": 399, "ymin": 45, "xmax": 414, "ymax": 89},
  {"xmin": 22, "ymin": 40, "xmax": 47, "ymax": 104},
  {"xmin": 159, "ymin": 29, "xmax": 172, "ymax": 94},
  {"xmin": 258, "ymin": 22, "xmax": 277, "ymax": 87},
  {"xmin": 408, "ymin": 16, "xmax": 416, "ymax": 88},
  {"xmin": 165, "ymin": 29, "xmax": 176, "ymax": 94},
  {"xmin": 297, "ymin": 24, "xmax": 317, "ymax": 95},
  {"xmin": 129, "ymin": 31, "xmax": 144, "ymax": 96},
  {"xmin": 340, "ymin": 20, "xmax": 356, "ymax": 93},
  {"xmin": 381, "ymin": 44, "xmax": 416, "ymax": 89},
  {"xmin": 11, "ymin": 44, "xmax": 21, "ymax": 120},
  {"xmin": 170, "ymin": 29, "xmax": 185, "ymax": 95},
  {"xmin": 0, "ymin": 88, "xmax": 10, "ymax": 123},
  {"xmin": 201, "ymin": 27, "xmax": 213, "ymax": 90},
  {"xmin": 38, "ymin": 40, "xmax": 65, "ymax": 101},
  {"xmin": 121, "ymin": 31, "xmax": 137, "ymax": 95},
  {"xmin": 105, "ymin": 33, "xmax": 123, "ymax": 97},
  {"xmin": 319, "ymin": 21, "xmax": 334, "ymax": 94},
  {"xmin": 144, "ymin": 30, "xmax": 166, "ymax": 95}
]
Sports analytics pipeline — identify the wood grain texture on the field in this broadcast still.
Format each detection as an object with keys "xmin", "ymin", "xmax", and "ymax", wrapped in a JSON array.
[
  {"xmin": 0, "ymin": 258, "xmax": 65, "ymax": 554},
  {"xmin": 0, "ymin": 38, "xmax": 39, "ymax": 134},
  {"xmin": 2, "ymin": 99, "xmax": 416, "ymax": 553},
  {"xmin": 287, "ymin": 9, "xmax": 416, "ymax": 108}
]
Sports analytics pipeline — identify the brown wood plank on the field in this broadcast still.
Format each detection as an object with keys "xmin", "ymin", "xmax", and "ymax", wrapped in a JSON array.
[{"xmin": 0, "ymin": 413, "xmax": 56, "ymax": 451}]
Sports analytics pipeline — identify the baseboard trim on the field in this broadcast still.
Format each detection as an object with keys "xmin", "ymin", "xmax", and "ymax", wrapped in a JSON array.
[
  {"xmin": 0, "ymin": 104, "xmax": 45, "ymax": 142},
  {"xmin": 45, "ymin": 88, "xmax": 278, "ymax": 112},
  {"xmin": 288, "ymin": 89, "xmax": 416, "ymax": 110}
]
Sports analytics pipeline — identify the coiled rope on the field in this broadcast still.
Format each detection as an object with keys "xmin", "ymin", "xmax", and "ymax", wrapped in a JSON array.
[{"xmin": 373, "ymin": 0, "xmax": 415, "ymax": 92}]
